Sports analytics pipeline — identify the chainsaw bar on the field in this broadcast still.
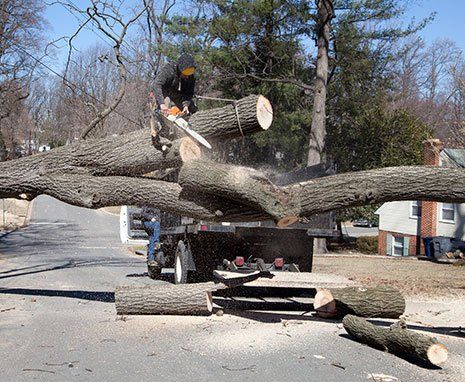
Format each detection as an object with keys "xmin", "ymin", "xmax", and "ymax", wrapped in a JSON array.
[{"xmin": 159, "ymin": 113, "xmax": 212, "ymax": 149}]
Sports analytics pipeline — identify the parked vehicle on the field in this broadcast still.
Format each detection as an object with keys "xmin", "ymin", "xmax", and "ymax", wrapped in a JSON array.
[{"xmin": 353, "ymin": 219, "xmax": 378, "ymax": 228}]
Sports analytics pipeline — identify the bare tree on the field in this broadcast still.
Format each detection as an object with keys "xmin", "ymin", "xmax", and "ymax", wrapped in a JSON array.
[
  {"xmin": 0, "ymin": 0, "xmax": 45, "ymax": 158},
  {"xmin": 57, "ymin": 0, "xmax": 147, "ymax": 139}
]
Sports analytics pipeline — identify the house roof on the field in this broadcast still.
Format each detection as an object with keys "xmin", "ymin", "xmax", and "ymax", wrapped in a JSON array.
[{"xmin": 441, "ymin": 148, "xmax": 465, "ymax": 168}]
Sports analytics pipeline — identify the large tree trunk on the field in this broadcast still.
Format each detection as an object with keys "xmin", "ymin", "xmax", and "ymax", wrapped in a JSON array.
[
  {"xmin": 4, "ymin": 154, "xmax": 465, "ymax": 222},
  {"xmin": 178, "ymin": 159, "xmax": 298, "ymax": 226},
  {"xmin": 0, "ymin": 94, "xmax": 270, "ymax": 182},
  {"xmin": 308, "ymin": 0, "xmax": 334, "ymax": 165},
  {"xmin": 343, "ymin": 315, "xmax": 448, "ymax": 366},
  {"xmin": 115, "ymin": 282, "xmax": 227, "ymax": 315},
  {"xmin": 314, "ymin": 286, "xmax": 405, "ymax": 319},
  {"xmin": 308, "ymin": 0, "xmax": 334, "ymax": 253}
]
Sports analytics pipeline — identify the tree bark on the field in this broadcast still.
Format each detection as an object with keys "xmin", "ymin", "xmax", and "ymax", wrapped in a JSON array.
[
  {"xmin": 308, "ymin": 0, "xmax": 334, "ymax": 165},
  {"xmin": 308, "ymin": 0, "xmax": 334, "ymax": 253},
  {"xmin": 0, "ymin": 131, "xmax": 196, "ymax": 179},
  {"xmin": 343, "ymin": 315, "xmax": 448, "ymax": 366},
  {"xmin": 314, "ymin": 286, "xmax": 405, "ymax": 319},
  {"xmin": 4, "ymin": 153, "xmax": 465, "ymax": 222},
  {"xmin": 178, "ymin": 159, "xmax": 297, "ymax": 225},
  {"xmin": 189, "ymin": 94, "xmax": 272, "ymax": 140},
  {"xmin": 181, "ymin": 161, "xmax": 465, "ymax": 225},
  {"xmin": 0, "ymin": 94, "xmax": 270, "ymax": 182},
  {"xmin": 115, "ymin": 282, "xmax": 227, "ymax": 315},
  {"xmin": 4, "ymin": 156, "xmax": 465, "ymax": 222}
]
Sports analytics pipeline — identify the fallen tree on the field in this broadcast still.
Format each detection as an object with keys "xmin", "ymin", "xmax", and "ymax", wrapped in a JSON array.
[
  {"xmin": 2, "ymin": 94, "xmax": 465, "ymax": 223},
  {"xmin": 343, "ymin": 315, "xmax": 448, "ymax": 366}
]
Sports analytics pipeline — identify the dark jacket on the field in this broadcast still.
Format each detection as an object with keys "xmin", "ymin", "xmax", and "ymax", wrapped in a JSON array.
[
  {"xmin": 139, "ymin": 206, "xmax": 160, "ymax": 222},
  {"xmin": 153, "ymin": 61, "xmax": 195, "ymax": 109}
]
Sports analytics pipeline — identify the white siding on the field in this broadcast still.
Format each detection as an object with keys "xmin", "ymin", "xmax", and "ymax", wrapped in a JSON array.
[
  {"xmin": 376, "ymin": 201, "xmax": 420, "ymax": 236},
  {"xmin": 437, "ymin": 203, "xmax": 465, "ymax": 239}
]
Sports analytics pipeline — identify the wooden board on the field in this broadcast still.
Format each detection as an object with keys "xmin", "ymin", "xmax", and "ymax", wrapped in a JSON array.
[{"xmin": 213, "ymin": 271, "xmax": 358, "ymax": 289}]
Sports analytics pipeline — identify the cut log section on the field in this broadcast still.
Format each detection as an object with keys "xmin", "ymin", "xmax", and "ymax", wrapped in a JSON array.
[
  {"xmin": 314, "ymin": 286, "xmax": 405, "ymax": 319},
  {"xmin": 190, "ymin": 94, "xmax": 273, "ymax": 140},
  {"xmin": 178, "ymin": 159, "xmax": 299, "ymax": 225},
  {"xmin": 343, "ymin": 315, "xmax": 448, "ymax": 366},
  {"xmin": 115, "ymin": 282, "xmax": 227, "ymax": 315}
]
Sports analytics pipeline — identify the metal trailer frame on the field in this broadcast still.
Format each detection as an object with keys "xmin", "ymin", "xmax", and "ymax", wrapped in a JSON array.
[{"xmin": 121, "ymin": 206, "xmax": 337, "ymax": 283}]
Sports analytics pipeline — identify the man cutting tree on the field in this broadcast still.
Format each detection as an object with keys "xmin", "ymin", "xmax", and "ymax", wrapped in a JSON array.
[
  {"xmin": 149, "ymin": 53, "xmax": 212, "ymax": 150},
  {"xmin": 149, "ymin": 54, "xmax": 198, "ymax": 149},
  {"xmin": 153, "ymin": 53, "xmax": 197, "ymax": 116}
]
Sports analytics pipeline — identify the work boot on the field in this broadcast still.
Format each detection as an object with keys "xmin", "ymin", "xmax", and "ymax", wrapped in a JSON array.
[{"xmin": 147, "ymin": 260, "xmax": 161, "ymax": 279}]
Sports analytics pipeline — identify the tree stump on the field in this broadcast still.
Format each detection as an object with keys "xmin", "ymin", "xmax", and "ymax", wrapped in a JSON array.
[
  {"xmin": 314, "ymin": 286, "xmax": 405, "ymax": 318},
  {"xmin": 343, "ymin": 315, "xmax": 448, "ymax": 366}
]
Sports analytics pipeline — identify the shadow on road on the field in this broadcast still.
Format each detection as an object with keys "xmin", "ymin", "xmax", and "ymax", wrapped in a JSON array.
[
  {"xmin": 0, "ymin": 259, "xmax": 144, "ymax": 280},
  {"xmin": 0, "ymin": 287, "xmax": 115, "ymax": 302},
  {"xmin": 367, "ymin": 318, "xmax": 465, "ymax": 339},
  {"xmin": 220, "ymin": 308, "xmax": 338, "ymax": 324},
  {"xmin": 339, "ymin": 333, "xmax": 443, "ymax": 369}
]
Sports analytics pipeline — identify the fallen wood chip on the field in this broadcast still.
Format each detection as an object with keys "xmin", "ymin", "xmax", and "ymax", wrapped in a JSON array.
[
  {"xmin": 367, "ymin": 373, "xmax": 398, "ymax": 382},
  {"xmin": 23, "ymin": 368, "xmax": 55, "ymax": 374},
  {"xmin": 0, "ymin": 307, "xmax": 15, "ymax": 313},
  {"xmin": 222, "ymin": 365, "xmax": 257, "ymax": 372}
]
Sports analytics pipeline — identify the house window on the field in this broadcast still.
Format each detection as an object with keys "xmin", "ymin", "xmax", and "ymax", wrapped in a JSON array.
[
  {"xmin": 393, "ymin": 237, "xmax": 404, "ymax": 256},
  {"xmin": 410, "ymin": 201, "xmax": 422, "ymax": 218},
  {"xmin": 387, "ymin": 234, "xmax": 409, "ymax": 256},
  {"xmin": 440, "ymin": 203, "xmax": 455, "ymax": 222}
]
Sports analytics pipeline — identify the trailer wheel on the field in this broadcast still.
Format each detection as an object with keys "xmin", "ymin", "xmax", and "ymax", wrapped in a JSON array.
[{"xmin": 174, "ymin": 240, "xmax": 190, "ymax": 284}]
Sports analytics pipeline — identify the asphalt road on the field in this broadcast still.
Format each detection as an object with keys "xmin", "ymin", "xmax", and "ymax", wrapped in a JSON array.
[{"xmin": 0, "ymin": 196, "xmax": 463, "ymax": 381}]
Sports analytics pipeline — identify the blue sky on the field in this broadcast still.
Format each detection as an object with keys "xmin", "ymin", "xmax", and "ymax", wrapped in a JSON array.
[
  {"xmin": 44, "ymin": 1, "xmax": 465, "ymax": 70},
  {"xmin": 406, "ymin": 0, "xmax": 465, "ymax": 52}
]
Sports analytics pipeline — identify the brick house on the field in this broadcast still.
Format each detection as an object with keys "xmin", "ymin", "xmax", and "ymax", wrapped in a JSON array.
[{"xmin": 375, "ymin": 139, "xmax": 465, "ymax": 256}]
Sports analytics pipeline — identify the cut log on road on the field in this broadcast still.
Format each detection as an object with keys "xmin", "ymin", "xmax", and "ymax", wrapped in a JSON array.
[
  {"xmin": 314, "ymin": 286, "xmax": 405, "ymax": 319},
  {"xmin": 190, "ymin": 94, "xmax": 273, "ymax": 140},
  {"xmin": 343, "ymin": 315, "xmax": 448, "ymax": 366},
  {"xmin": 115, "ymin": 282, "xmax": 228, "ymax": 315}
]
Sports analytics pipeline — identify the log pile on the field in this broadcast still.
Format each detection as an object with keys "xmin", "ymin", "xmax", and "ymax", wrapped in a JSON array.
[{"xmin": 115, "ymin": 279, "xmax": 449, "ymax": 368}]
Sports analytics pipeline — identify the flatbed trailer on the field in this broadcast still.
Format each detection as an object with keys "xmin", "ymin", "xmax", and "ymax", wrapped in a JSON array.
[{"xmin": 121, "ymin": 207, "xmax": 336, "ymax": 283}]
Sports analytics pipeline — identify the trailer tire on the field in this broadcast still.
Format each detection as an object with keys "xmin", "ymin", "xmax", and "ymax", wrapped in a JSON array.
[{"xmin": 174, "ymin": 240, "xmax": 190, "ymax": 284}]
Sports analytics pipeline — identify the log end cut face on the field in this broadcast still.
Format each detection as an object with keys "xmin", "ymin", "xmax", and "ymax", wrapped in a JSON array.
[
  {"xmin": 257, "ymin": 95, "xmax": 273, "ymax": 130},
  {"xmin": 179, "ymin": 137, "xmax": 202, "ymax": 162},
  {"xmin": 427, "ymin": 343, "xmax": 448, "ymax": 366}
]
